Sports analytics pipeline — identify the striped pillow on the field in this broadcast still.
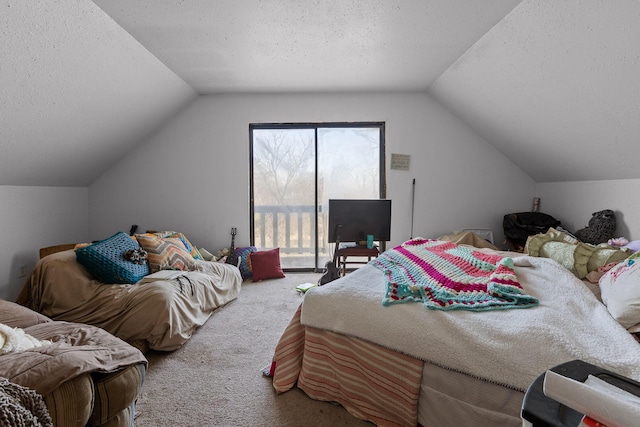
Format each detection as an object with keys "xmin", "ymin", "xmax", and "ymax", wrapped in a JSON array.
[
  {"xmin": 136, "ymin": 235, "xmax": 195, "ymax": 273},
  {"xmin": 234, "ymin": 246, "xmax": 257, "ymax": 280},
  {"xmin": 152, "ymin": 231, "xmax": 202, "ymax": 260}
]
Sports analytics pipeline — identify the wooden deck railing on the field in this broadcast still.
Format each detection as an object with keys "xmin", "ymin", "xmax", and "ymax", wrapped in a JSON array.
[{"xmin": 253, "ymin": 205, "xmax": 327, "ymax": 254}]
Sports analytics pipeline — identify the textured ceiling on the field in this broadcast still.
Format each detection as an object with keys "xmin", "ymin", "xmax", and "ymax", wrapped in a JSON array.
[
  {"xmin": 3, "ymin": 0, "xmax": 640, "ymax": 186},
  {"xmin": 92, "ymin": 0, "xmax": 521, "ymax": 94}
]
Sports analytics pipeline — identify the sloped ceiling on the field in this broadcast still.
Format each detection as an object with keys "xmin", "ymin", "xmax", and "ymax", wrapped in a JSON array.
[
  {"xmin": 429, "ymin": 0, "xmax": 640, "ymax": 182},
  {"xmin": 0, "ymin": 0, "xmax": 196, "ymax": 186},
  {"xmin": 2, "ymin": 0, "xmax": 639, "ymax": 186}
]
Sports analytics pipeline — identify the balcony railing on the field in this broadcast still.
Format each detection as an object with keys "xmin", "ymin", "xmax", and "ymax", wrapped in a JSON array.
[{"xmin": 253, "ymin": 205, "xmax": 327, "ymax": 256}]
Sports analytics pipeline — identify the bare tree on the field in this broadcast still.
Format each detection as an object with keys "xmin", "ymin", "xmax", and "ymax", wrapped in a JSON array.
[{"xmin": 253, "ymin": 129, "xmax": 315, "ymax": 205}]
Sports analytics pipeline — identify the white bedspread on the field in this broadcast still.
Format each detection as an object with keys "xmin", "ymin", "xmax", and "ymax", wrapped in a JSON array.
[{"xmin": 301, "ymin": 256, "xmax": 640, "ymax": 391}]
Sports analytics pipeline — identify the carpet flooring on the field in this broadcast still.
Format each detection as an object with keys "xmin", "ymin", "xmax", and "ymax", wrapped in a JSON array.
[{"xmin": 133, "ymin": 272, "xmax": 372, "ymax": 426}]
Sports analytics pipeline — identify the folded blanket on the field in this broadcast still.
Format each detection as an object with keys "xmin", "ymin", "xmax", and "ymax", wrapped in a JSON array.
[
  {"xmin": 372, "ymin": 238, "xmax": 538, "ymax": 311},
  {"xmin": 0, "ymin": 323, "xmax": 51, "ymax": 355},
  {"xmin": 1, "ymin": 322, "xmax": 147, "ymax": 397}
]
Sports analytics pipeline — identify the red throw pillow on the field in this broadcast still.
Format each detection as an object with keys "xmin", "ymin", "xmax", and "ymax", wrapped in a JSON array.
[{"xmin": 250, "ymin": 248, "xmax": 285, "ymax": 281}]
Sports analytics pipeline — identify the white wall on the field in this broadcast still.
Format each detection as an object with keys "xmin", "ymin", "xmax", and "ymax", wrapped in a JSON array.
[
  {"xmin": 89, "ymin": 92, "xmax": 536, "ymax": 254},
  {"xmin": 0, "ymin": 186, "xmax": 89, "ymax": 300},
  {"xmin": 537, "ymin": 179, "xmax": 640, "ymax": 241}
]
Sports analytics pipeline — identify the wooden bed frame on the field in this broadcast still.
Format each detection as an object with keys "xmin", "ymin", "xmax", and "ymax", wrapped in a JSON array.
[{"xmin": 39, "ymin": 244, "xmax": 76, "ymax": 259}]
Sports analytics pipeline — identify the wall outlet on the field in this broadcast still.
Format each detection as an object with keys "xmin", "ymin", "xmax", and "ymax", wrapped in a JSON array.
[{"xmin": 19, "ymin": 264, "xmax": 27, "ymax": 277}]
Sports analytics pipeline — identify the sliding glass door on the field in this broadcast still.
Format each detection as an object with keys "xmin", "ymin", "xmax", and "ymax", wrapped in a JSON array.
[{"xmin": 250, "ymin": 123, "xmax": 384, "ymax": 270}]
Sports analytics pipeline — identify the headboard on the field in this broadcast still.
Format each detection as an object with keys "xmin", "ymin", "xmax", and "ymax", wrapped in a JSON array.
[{"xmin": 39, "ymin": 244, "xmax": 76, "ymax": 259}]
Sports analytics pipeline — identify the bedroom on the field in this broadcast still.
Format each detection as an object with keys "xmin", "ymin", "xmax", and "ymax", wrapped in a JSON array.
[
  {"xmin": 2, "ymin": 0, "xmax": 640, "ymax": 424},
  {"xmin": 3, "ymin": 0, "xmax": 640, "ymax": 301}
]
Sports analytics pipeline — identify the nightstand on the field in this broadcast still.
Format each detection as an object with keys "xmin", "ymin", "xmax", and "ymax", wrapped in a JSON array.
[{"xmin": 336, "ymin": 245, "xmax": 379, "ymax": 276}]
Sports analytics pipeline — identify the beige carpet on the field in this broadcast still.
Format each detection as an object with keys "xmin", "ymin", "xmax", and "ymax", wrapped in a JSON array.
[{"xmin": 133, "ymin": 273, "xmax": 372, "ymax": 426}]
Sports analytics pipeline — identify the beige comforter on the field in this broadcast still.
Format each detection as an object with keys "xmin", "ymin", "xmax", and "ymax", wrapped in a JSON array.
[
  {"xmin": 0, "ymin": 321, "xmax": 146, "ymax": 397},
  {"xmin": 17, "ymin": 250, "xmax": 242, "ymax": 351}
]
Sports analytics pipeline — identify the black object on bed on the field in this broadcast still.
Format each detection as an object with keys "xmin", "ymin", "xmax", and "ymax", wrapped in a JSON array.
[{"xmin": 503, "ymin": 212, "xmax": 561, "ymax": 251}]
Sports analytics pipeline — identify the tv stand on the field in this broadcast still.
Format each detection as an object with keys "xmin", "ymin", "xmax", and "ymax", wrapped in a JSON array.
[{"xmin": 336, "ymin": 245, "xmax": 379, "ymax": 276}]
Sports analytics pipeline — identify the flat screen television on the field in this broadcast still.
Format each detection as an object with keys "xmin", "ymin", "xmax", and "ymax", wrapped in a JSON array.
[{"xmin": 328, "ymin": 199, "xmax": 391, "ymax": 243}]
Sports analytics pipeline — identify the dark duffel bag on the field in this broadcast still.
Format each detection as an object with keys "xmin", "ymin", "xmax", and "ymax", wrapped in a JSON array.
[{"xmin": 503, "ymin": 212, "xmax": 561, "ymax": 251}]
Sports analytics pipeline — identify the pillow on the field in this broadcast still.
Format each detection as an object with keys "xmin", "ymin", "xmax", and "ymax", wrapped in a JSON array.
[
  {"xmin": 153, "ymin": 231, "xmax": 203, "ymax": 260},
  {"xmin": 599, "ymin": 252, "xmax": 640, "ymax": 332},
  {"xmin": 233, "ymin": 246, "xmax": 257, "ymax": 280},
  {"xmin": 198, "ymin": 247, "xmax": 215, "ymax": 261},
  {"xmin": 585, "ymin": 260, "xmax": 623, "ymax": 284},
  {"xmin": 0, "ymin": 300, "xmax": 51, "ymax": 328},
  {"xmin": 526, "ymin": 229, "xmax": 629, "ymax": 279},
  {"xmin": 250, "ymin": 248, "xmax": 285, "ymax": 281},
  {"xmin": 76, "ymin": 231, "xmax": 150, "ymax": 284},
  {"xmin": 136, "ymin": 234, "xmax": 196, "ymax": 273}
]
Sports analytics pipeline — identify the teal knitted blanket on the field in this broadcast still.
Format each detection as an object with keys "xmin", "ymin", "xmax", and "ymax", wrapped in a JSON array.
[{"xmin": 371, "ymin": 238, "xmax": 539, "ymax": 311}]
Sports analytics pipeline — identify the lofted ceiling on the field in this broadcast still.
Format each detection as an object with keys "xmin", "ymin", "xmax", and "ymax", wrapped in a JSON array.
[
  {"xmin": 429, "ymin": 0, "xmax": 640, "ymax": 182},
  {"xmin": 1, "ymin": 0, "xmax": 197, "ymax": 186},
  {"xmin": 2, "ymin": 0, "xmax": 639, "ymax": 186},
  {"xmin": 91, "ymin": 0, "xmax": 520, "ymax": 94}
]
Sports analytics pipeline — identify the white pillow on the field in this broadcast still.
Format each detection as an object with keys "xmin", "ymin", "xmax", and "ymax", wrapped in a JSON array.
[
  {"xmin": 198, "ymin": 247, "xmax": 215, "ymax": 261},
  {"xmin": 599, "ymin": 254, "xmax": 640, "ymax": 332}
]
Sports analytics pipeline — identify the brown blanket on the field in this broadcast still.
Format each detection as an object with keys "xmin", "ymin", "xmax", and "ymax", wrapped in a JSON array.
[
  {"xmin": 436, "ymin": 230, "xmax": 499, "ymax": 250},
  {"xmin": 17, "ymin": 249, "xmax": 242, "ymax": 351},
  {"xmin": 0, "ymin": 321, "xmax": 146, "ymax": 397}
]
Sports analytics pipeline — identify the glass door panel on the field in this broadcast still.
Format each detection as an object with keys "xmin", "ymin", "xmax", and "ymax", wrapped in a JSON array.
[
  {"xmin": 317, "ymin": 127, "xmax": 381, "ymax": 268},
  {"xmin": 251, "ymin": 128, "xmax": 316, "ymax": 269},
  {"xmin": 251, "ymin": 123, "xmax": 383, "ymax": 270}
]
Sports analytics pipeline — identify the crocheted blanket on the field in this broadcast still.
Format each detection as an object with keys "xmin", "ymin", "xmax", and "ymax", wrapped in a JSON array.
[
  {"xmin": 0, "ymin": 378, "xmax": 52, "ymax": 427},
  {"xmin": 371, "ymin": 238, "xmax": 539, "ymax": 310}
]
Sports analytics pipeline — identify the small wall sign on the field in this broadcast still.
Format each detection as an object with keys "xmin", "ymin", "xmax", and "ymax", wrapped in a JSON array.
[{"xmin": 391, "ymin": 153, "xmax": 411, "ymax": 170}]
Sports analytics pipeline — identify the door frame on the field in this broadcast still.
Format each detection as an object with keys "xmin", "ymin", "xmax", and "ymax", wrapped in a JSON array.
[{"xmin": 249, "ymin": 122, "xmax": 386, "ymax": 272}]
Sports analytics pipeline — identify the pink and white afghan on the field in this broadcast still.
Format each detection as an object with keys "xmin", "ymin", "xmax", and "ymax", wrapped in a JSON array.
[{"xmin": 371, "ymin": 238, "xmax": 539, "ymax": 311}]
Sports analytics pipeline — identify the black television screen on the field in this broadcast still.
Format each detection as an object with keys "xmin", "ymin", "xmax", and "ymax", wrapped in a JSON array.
[{"xmin": 328, "ymin": 199, "xmax": 391, "ymax": 243}]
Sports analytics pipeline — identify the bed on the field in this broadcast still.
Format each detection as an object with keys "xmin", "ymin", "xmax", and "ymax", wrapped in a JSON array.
[
  {"xmin": 17, "ymin": 231, "xmax": 242, "ymax": 352},
  {"xmin": 270, "ymin": 236, "xmax": 640, "ymax": 426}
]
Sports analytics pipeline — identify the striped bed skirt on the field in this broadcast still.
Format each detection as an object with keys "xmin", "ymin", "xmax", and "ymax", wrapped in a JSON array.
[{"xmin": 271, "ymin": 304, "xmax": 423, "ymax": 427}]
